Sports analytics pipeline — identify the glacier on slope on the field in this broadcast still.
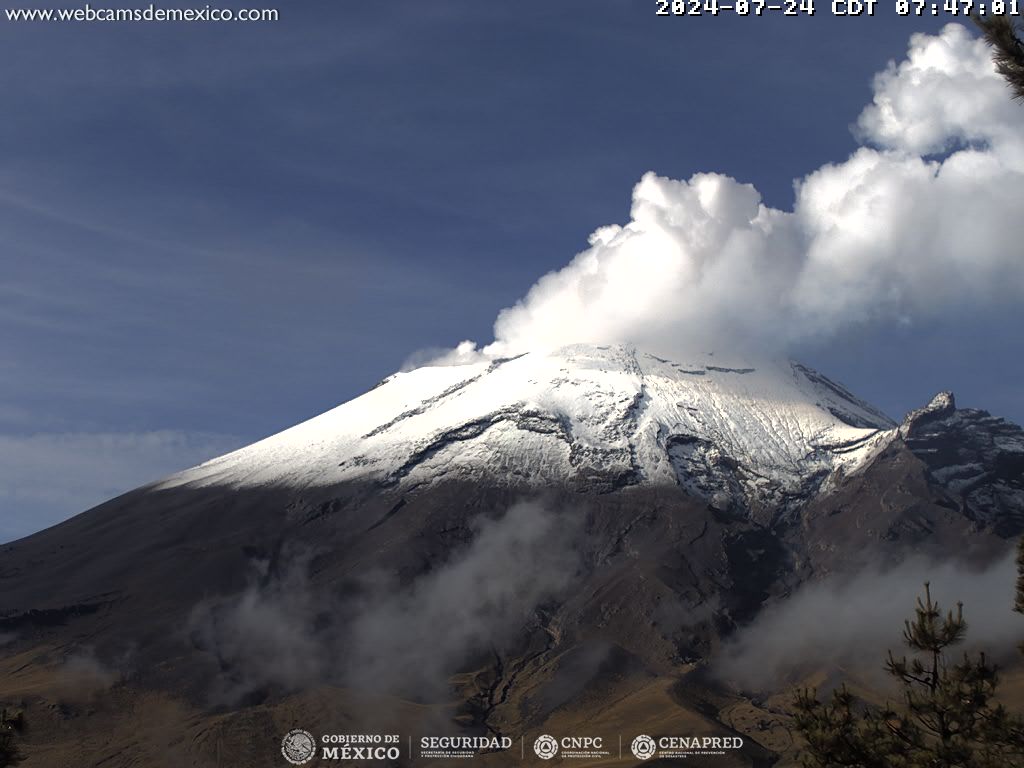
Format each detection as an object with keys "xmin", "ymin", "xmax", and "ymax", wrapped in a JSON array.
[{"xmin": 158, "ymin": 345, "xmax": 897, "ymax": 520}]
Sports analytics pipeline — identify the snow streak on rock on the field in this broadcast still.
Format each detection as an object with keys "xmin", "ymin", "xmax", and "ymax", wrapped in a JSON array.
[{"xmin": 159, "ymin": 345, "xmax": 898, "ymax": 520}]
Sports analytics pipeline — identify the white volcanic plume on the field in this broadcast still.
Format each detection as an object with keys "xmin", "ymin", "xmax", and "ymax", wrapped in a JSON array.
[{"xmin": 430, "ymin": 24, "xmax": 1024, "ymax": 366}]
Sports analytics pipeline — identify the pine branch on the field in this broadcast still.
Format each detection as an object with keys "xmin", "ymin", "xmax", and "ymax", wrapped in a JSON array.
[{"xmin": 973, "ymin": 13, "xmax": 1024, "ymax": 102}]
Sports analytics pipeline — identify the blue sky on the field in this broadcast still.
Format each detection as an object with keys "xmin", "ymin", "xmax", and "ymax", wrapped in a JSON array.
[{"xmin": 2, "ymin": 3, "xmax": 1020, "ymax": 541}]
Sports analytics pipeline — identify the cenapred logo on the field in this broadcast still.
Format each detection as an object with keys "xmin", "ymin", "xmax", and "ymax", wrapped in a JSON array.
[
  {"xmin": 533, "ymin": 734, "xmax": 559, "ymax": 760},
  {"xmin": 281, "ymin": 729, "xmax": 316, "ymax": 765},
  {"xmin": 631, "ymin": 734, "xmax": 656, "ymax": 761},
  {"xmin": 631, "ymin": 733, "xmax": 744, "ymax": 760}
]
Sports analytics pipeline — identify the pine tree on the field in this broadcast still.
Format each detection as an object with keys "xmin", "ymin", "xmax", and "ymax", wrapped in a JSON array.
[
  {"xmin": 792, "ymin": 685, "xmax": 908, "ymax": 767},
  {"xmin": 0, "ymin": 708, "xmax": 23, "ymax": 768},
  {"xmin": 794, "ymin": 16, "xmax": 1024, "ymax": 768},
  {"xmin": 792, "ymin": 583, "xmax": 1024, "ymax": 767},
  {"xmin": 973, "ymin": 13, "xmax": 1024, "ymax": 101}
]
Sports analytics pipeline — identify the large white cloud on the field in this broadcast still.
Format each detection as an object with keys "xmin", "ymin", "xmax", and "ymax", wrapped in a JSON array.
[
  {"xmin": 434, "ymin": 24, "xmax": 1024, "ymax": 365},
  {"xmin": 857, "ymin": 24, "xmax": 1024, "ymax": 156}
]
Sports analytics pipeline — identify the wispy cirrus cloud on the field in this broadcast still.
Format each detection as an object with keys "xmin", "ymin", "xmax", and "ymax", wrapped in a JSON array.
[{"xmin": 0, "ymin": 429, "xmax": 241, "ymax": 542}]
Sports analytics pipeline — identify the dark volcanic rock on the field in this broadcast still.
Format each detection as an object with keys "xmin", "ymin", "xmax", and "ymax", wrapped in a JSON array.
[{"xmin": 900, "ymin": 392, "xmax": 1024, "ymax": 535}]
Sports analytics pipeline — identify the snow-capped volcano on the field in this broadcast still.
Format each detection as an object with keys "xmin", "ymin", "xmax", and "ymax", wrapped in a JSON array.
[
  {"xmin": 2, "ymin": 346, "xmax": 1022, "ymax": 768},
  {"xmin": 161, "ymin": 344, "xmax": 896, "ymax": 518}
]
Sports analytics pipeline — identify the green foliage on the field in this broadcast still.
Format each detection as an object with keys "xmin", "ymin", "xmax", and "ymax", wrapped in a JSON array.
[
  {"xmin": 0, "ymin": 708, "xmax": 23, "ymax": 768},
  {"xmin": 793, "ymin": 583, "xmax": 1024, "ymax": 767},
  {"xmin": 793, "ymin": 685, "xmax": 906, "ymax": 767},
  {"xmin": 973, "ymin": 13, "xmax": 1024, "ymax": 101}
]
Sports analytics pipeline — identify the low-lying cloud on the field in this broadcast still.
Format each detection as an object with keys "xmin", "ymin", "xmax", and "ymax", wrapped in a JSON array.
[
  {"xmin": 715, "ymin": 550, "xmax": 1022, "ymax": 691},
  {"xmin": 346, "ymin": 500, "xmax": 581, "ymax": 696},
  {"xmin": 189, "ymin": 501, "xmax": 583, "ymax": 703},
  {"xmin": 57, "ymin": 646, "xmax": 132, "ymax": 702},
  {"xmin": 424, "ymin": 24, "xmax": 1024, "ymax": 365},
  {"xmin": 188, "ymin": 546, "xmax": 330, "ymax": 704}
]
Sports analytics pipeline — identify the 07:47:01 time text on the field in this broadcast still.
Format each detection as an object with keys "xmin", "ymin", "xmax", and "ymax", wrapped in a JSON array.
[{"xmin": 897, "ymin": 0, "xmax": 1019, "ymax": 12}]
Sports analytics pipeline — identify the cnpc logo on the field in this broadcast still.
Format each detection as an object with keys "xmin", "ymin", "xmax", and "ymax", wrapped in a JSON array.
[
  {"xmin": 532, "ymin": 734, "xmax": 605, "ymax": 760},
  {"xmin": 533, "ymin": 735, "xmax": 558, "ymax": 760}
]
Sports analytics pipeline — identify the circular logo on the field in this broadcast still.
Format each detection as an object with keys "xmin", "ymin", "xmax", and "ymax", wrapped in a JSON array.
[
  {"xmin": 281, "ymin": 729, "xmax": 316, "ymax": 765},
  {"xmin": 533, "ymin": 734, "xmax": 559, "ymax": 760},
  {"xmin": 631, "ymin": 734, "xmax": 657, "ymax": 761}
]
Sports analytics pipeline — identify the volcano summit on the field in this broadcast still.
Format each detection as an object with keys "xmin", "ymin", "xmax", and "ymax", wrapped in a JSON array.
[{"xmin": 159, "ymin": 344, "xmax": 896, "ymax": 521}]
